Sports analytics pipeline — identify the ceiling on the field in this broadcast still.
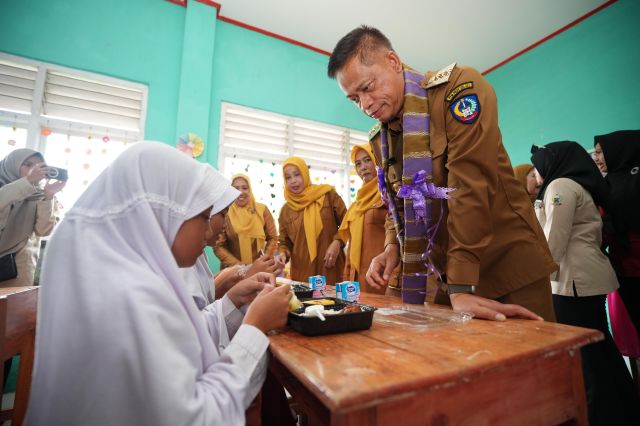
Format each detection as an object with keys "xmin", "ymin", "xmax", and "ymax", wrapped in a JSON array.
[{"xmin": 214, "ymin": 0, "xmax": 610, "ymax": 74}]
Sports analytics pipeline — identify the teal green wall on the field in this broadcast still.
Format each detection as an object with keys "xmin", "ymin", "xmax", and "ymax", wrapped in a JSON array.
[
  {"xmin": 206, "ymin": 20, "xmax": 372, "ymax": 164},
  {"xmin": 486, "ymin": 0, "xmax": 640, "ymax": 165},
  {"xmin": 0, "ymin": 0, "xmax": 373, "ymax": 165},
  {"xmin": 0, "ymin": 0, "xmax": 185, "ymax": 142}
]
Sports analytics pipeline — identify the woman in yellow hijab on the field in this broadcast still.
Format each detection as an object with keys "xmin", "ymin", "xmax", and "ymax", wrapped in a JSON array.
[
  {"xmin": 276, "ymin": 157, "xmax": 347, "ymax": 285},
  {"xmin": 338, "ymin": 144, "xmax": 396, "ymax": 293},
  {"xmin": 212, "ymin": 174, "xmax": 278, "ymax": 269},
  {"xmin": 513, "ymin": 164, "xmax": 539, "ymax": 203}
]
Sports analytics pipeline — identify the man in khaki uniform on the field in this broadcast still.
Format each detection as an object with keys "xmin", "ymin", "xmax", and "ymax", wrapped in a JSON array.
[{"xmin": 328, "ymin": 26, "xmax": 557, "ymax": 321}]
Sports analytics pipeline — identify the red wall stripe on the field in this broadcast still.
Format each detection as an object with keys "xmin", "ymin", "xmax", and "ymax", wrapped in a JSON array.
[
  {"xmin": 482, "ymin": 0, "xmax": 618, "ymax": 75},
  {"xmin": 217, "ymin": 15, "xmax": 331, "ymax": 56}
]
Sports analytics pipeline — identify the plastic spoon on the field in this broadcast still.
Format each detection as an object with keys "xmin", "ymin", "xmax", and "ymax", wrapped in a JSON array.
[{"xmin": 305, "ymin": 305, "xmax": 326, "ymax": 321}]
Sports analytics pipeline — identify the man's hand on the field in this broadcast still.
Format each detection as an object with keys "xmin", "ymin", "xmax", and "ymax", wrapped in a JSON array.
[
  {"xmin": 324, "ymin": 240, "xmax": 342, "ymax": 268},
  {"xmin": 226, "ymin": 272, "xmax": 275, "ymax": 308},
  {"xmin": 449, "ymin": 293, "xmax": 543, "ymax": 321},
  {"xmin": 366, "ymin": 243, "xmax": 400, "ymax": 289}
]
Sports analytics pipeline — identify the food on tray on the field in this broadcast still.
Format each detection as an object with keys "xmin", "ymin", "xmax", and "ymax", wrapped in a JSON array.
[
  {"xmin": 288, "ymin": 292, "xmax": 302, "ymax": 312},
  {"xmin": 340, "ymin": 304, "xmax": 363, "ymax": 314},
  {"xmin": 302, "ymin": 299, "xmax": 335, "ymax": 306}
]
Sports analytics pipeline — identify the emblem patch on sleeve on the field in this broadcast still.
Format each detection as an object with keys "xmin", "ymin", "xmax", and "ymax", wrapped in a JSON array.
[
  {"xmin": 552, "ymin": 194, "xmax": 562, "ymax": 206},
  {"xmin": 445, "ymin": 82, "xmax": 473, "ymax": 102},
  {"xmin": 449, "ymin": 94, "xmax": 480, "ymax": 124}
]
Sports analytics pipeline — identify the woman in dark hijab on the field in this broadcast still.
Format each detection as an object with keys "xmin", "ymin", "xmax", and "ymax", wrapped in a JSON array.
[
  {"xmin": 594, "ymin": 130, "xmax": 640, "ymax": 332},
  {"xmin": 532, "ymin": 141, "xmax": 638, "ymax": 426}
]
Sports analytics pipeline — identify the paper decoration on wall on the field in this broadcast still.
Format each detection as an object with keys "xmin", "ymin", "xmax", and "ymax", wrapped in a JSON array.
[
  {"xmin": 86, "ymin": 149, "xmax": 92, "ymax": 156},
  {"xmin": 176, "ymin": 133, "xmax": 205, "ymax": 158},
  {"xmin": 8, "ymin": 140, "xmax": 15, "ymax": 146},
  {"xmin": 65, "ymin": 148, "xmax": 71, "ymax": 154},
  {"xmin": 83, "ymin": 163, "xmax": 90, "ymax": 169},
  {"xmin": 102, "ymin": 136, "xmax": 110, "ymax": 143},
  {"xmin": 41, "ymin": 128, "xmax": 52, "ymax": 137}
]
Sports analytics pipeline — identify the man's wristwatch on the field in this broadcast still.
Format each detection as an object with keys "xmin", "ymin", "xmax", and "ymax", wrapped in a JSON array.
[{"xmin": 447, "ymin": 284, "xmax": 476, "ymax": 295}]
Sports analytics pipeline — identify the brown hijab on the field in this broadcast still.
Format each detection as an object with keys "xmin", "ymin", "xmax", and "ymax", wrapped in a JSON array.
[{"xmin": 513, "ymin": 163, "xmax": 536, "ymax": 203}]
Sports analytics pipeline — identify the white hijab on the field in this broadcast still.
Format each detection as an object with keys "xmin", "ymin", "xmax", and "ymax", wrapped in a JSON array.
[{"xmin": 26, "ymin": 142, "xmax": 245, "ymax": 426}]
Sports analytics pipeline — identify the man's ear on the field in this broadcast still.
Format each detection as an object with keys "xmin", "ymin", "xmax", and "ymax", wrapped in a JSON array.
[{"xmin": 386, "ymin": 50, "xmax": 403, "ymax": 72}]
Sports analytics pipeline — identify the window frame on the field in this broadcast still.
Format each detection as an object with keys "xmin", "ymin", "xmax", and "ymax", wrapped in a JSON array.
[
  {"xmin": 217, "ymin": 102, "xmax": 368, "ymax": 207},
  {"xmin": 0, "ymin": 52, "xmax": 148, "ymax": 153}
]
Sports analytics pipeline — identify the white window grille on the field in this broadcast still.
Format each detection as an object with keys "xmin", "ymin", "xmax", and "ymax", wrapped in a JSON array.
[
  {"xmin": 218, "ymin": 102, "xmax": 368, "ymax": 220},
  {"xmin": 0, "ymin": 53, "xmax": 147, "ymax": 215}
]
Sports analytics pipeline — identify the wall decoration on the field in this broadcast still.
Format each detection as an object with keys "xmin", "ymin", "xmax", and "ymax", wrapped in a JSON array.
[{"xmin": 176, "ymin": 133, "xmax": 205, "ymax": 158}]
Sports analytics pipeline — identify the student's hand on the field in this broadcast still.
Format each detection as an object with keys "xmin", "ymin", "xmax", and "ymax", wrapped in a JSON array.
[
  {"xmin": 243, "ymin": 284, "xmax": 292, "ymax": 333},
  {"xmin": 227, "ymin": 272, "xmax": 275, "ymax": 308},
  {"xmin": 449, "ymin": 293, "xmax": 544, "ymax": 321},
  {"xmin": 44, "ymin": 179, "xmax": 66, "ymax": 200},
  {"xmin": 324, "ymin": 240, "xmax": 342, "ymax": 268},
  {"xmin": 366, "ymin": 243, "xmax": 399, "ymax": 289},
  {"xmin": 275, "ymin": 252, "xmax": 288, "ymax": 266},
  {"xmin": 246, "ymin": 255, "xmax": 278, "ymax": 277},
  {"xmin": 273, "ymin": 255, "xmax": 286, "ymax": 276}
]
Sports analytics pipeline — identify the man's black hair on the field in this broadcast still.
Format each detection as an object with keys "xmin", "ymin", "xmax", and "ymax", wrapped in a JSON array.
[{"xmin": 327, "ymin": 25, "xmax": 394, "ymax": 78}]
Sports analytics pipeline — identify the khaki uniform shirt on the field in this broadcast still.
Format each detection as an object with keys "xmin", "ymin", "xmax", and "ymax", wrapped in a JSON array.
[
  {"xmin": 213, "ymin": 205, "xmax": 278, "ymax": 268},
  {"xmin": 278, "ymin": 190, "xmax": 347, "ymax": 285},
  {"xmin": 371, "ymin": 65, "xmax": 557, "ymax": 300},
  {"xmin": 0, "ymin": 177, "xmax": 56, "ymax": 286},
  {"xmin": 535, "ymin": 178, "xmax": 618, "ymax": 296}
]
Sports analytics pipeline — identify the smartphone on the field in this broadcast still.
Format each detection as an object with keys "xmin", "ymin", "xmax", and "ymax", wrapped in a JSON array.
[{"xmin": 45, "ymin": 166, "xmax": 68, "ymax": 181}]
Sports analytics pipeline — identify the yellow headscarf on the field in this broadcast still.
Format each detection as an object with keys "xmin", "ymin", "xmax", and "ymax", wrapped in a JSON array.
[
  {"xmin": 337, "ymin": 144, "xmax": 383, "ymax": 273},
  {"xmin": 513, "ymin": 164, "xmax": 537, "ymax": 203},
  {"xmin": 282, "ymin": 157, "xmax": 333, "ymax": 261},
  {"xmin": 227, "ymin": 174, "xmax": 266, "ymax": 264}
]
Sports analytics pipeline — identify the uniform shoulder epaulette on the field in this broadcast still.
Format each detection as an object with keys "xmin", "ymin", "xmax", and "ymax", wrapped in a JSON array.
[
  {"xmin": 422, "ymin": 62, "xmax": 456, "ymax": 89},
  {"xmin": 368, "ymin": 122, "xmax": 381, "ymax": 140}
]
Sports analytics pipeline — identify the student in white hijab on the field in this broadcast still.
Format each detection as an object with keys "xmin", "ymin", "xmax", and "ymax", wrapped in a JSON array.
[{"xmin": 26, "ymin": 142, "xmax": 292, "ymax": 426}]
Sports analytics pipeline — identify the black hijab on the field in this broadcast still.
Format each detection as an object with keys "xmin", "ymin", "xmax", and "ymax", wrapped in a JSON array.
[
  {"xmin": 594, "ymin": 130, "xmax": 640, "ymax": 230},
  {"xmin": 531, "ymin": 141, "xmax": 609, "ymax": 210},
  {"xmin": 594, "ymin": 130, "xmax": 640, "ymax": 173}
]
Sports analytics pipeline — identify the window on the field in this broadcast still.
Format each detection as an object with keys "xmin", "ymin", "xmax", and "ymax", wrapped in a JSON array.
[
  {"xmin": 218, "ymin": 103, "xmax": 368, "ymax": 220},
  {"xmin": 0, "ymin": 53, "xmax": 147, "ymax": 215}
]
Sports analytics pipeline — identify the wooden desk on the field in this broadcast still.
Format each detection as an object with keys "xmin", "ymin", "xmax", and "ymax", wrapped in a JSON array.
[
  {"xmin": 0, "ymin": 286, "xmax": 39, "ymax": 426},
  {"xmin": 269, "ymin": 293, "xmax": 601, "ymax": 426}
]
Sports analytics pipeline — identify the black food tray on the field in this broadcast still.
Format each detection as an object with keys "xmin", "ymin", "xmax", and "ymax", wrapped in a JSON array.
[
  {"xmin": 291, "ymin": 284, "xmax": 313, "ymax": 299},
  {"xmin": 287, "ymin": 297, "xmax": 376, "ymax": 336}
]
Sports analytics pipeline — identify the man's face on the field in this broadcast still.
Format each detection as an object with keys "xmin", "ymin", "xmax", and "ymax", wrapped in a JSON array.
[{"xmin": 336, "ymin": 49, "xmax": 405, "ymax": 123}]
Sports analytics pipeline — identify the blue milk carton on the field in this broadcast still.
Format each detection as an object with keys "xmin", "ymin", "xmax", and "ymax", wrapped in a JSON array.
[
  {"xmin": 335, "ymin": 281, "xmax": 361, "ymax": 303},
  {"xmin": 307, "ymin": 275, "xmax": 326, "ymax": 298}
]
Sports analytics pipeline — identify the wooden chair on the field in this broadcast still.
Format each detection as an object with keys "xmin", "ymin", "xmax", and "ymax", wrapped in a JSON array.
[{"xmin": 0, "ymin": 287, "xmax": 38, "ymax": 426}]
